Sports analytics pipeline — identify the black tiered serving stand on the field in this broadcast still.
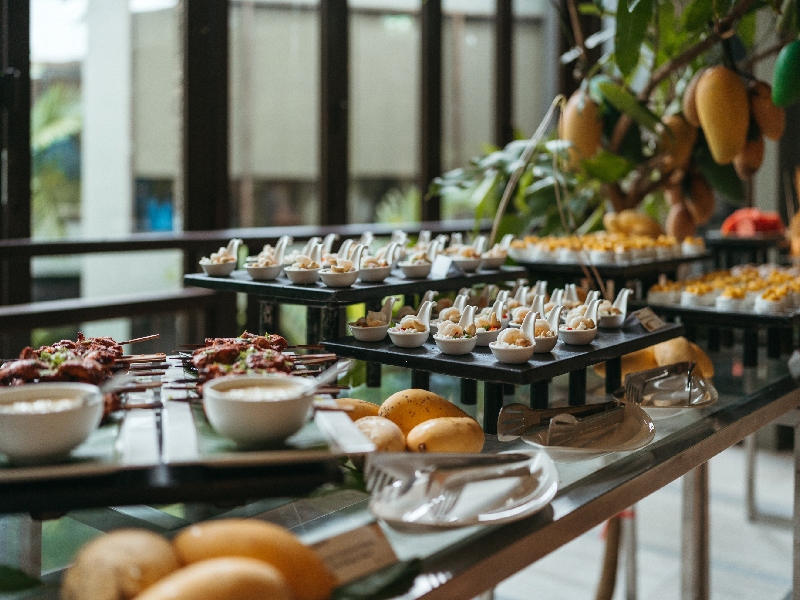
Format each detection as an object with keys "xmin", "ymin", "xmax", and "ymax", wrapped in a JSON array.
[{"xmin": 324, "ymin": 321, "xmax": 683, "ymax": 434}]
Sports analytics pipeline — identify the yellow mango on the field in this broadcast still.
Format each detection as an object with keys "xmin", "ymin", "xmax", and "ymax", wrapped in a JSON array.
[
  {"xmin": 749, "ymin": 80, "xmax": 785, "ymax": 140},
  {"xmin": 695, "ymin": 66, "xmax": 749, "ymax": 164},
  {"xmin": 334, "ymin": 397, "xmax": 380, "ymax": 421},
  {"xmin": 660, "ymin": 114, "xmax": 698, "ymax": 173},
  {"xmin": 682, "ymin": 69, "xmax": 704, "ymax": 127},
  {"xmin": 406, "ymin": 417, "xmax": 484, "ymax": 453},
  {"xmin": 354, "ymin": 416, "xmax": 406, "ymax": 452},
  {"xmin": 559, "ymin": 90, "xmax": 602, "ymax": 170},
  {"xmin": 686, "ymin": 173, "xmax": 716, "ymax": 225},
  {"xmin": 665, "ymin": 203, "xmax": 696, "ymax": 241},
  {"xmin": 378, "ymin": 389, "xmax": 470, "ymax": 436},
  {"xmin": 172, "ymin": 519, "xmax": 336, "ymax": 600},
  {"xmin": 615, "ymin": 209, "xmax": 664, "ymax": 237},
  {"xmin": 733, "ymin": 135, "xmax": 765, "ymax": 180}
]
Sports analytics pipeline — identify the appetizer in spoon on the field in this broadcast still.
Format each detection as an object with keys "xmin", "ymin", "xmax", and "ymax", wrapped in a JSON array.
[
  {"xmin": 490, "ymin": 310, "xmax": 536, "ymax": 363},
  {"xmin": 349, "ymin": 296, "xmax": 397, "ymax": 342},
  {"xmin": 388, "ymin": 301, "xmax": 434, "ymax": 348}
]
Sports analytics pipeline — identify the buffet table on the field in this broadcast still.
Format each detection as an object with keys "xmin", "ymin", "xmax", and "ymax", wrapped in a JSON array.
[{"xmin": 2, "ymin": 349, "xmax": 799, "ymax": 600}]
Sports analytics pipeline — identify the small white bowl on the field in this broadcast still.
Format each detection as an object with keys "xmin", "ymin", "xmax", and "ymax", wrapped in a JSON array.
[
  {"xmin": 201, "ymin": 261, "xmax": 236, "ymax": 277},
  {"xmin": 755, "ymin": 296, "xmax": 786, "ymax": 314},
  {"xmin": 533, "ymin": 335, "xmax": 558, "ymax": 353},
  {"xmin": 475, "ymin": 328, "xmax": 501, "ymax": 346},
  {"xmin": 319, "ymin": 269, "xmax": 359, "ymax": 288},
  {"xmin": 358, "ymin": 265, "xmax": 392, "ymax": 283},
  {"xmin": 349, "ymin": 323, "xmax": 391, "ymax": 342},
  {"xmin": 203, "ymin": 375, "xmax": 316, "ymax": 446},
  {"xmin": 388, "ymin": 328, "xmax": 430, "ymax": 348},
  {"xmin": 489, "ymin": 342, "xmax": 535, "ymax": 364},
  {"xmin": 433, "ymin": 335, "xmax": 477, "ymax": 355},
  {"xmin": 715, "ymin": 296, "xmax": 746, "ymax": 312},
  {"xmin": 558, "ymin": 327, "xmax": 597, "ymax": 345},
  {"xmin": 598, "ymin": 313, "xmax": 625, "ymax": 328},
  {"xmin": 0, "ymin": 383, "xmax": 103, "ymax": 464},
  {"xmin": 398, "ymin": 262, "xmax": 432, "ymax": 279},
  {"xmin": 681, "ymin": 291, "xmax": 715, "ymax": 307},
  {"xmin": 479, "ymin": 256, "xmax": 506, "ymax": 270},
  {"xmin": 451, "ymin": 257, "xmax": 481, "ymax": 272},
  {"xmin": 284, "ymin": 267, "xmax": 321, "ymax": 285},
  {"xmin": 245, "ymin": 264, "xmax": 282, "ymax": 281},
  {"xmin": 589, "ymin": 250, "xmax": 616, "ymax": 264}
]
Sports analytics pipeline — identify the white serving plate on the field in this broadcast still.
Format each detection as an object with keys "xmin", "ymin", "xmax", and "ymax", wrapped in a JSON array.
[
  {"xmin": 369, "ymin": 450, "xmax": 558, "ymax": 529},
  {"xmin": 521, "ymin": 403, "xmax": 655, "ymax": 462}
]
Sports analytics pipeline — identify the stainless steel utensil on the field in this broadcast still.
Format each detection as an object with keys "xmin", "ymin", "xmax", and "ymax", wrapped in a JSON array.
[
  {"xmin": 545, "ymin": 405, "xmax": 626, "ymax": 447},
  {"xmin": 624, "ymin": 361, "xmax": 695, "ymax": 405},
  {"xmin": 497, "ymin": 401, "xmax": 619, "ymax": 439}
]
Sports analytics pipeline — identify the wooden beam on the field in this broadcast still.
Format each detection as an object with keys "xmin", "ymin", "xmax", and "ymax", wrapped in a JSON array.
[
  {"xmin": 420, "ymin": 0, "xmax": 442, "ymax": 222},
  {"xmin": 494, "ymin": 0, "xmax": 514, "ymax": 147},
  {"xmin": 183, "ymin": 0, "xmax": 230, "ymax": 231},
  {"xmin": 320, "ymin": 0, "xmax": 349, "ymax": 225}
]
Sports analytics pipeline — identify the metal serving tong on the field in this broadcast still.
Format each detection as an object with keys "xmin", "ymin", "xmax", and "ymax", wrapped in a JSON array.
[
  {"xmin": 619, "ymin": 361, "xmax": 696, "ymax": 406},
  {"xmin": 545, "ymin": 406, "xmax": 625, "ymax": 447},
  {"xmin": 365, "ymin": 451, "xmax": 543, "ymax": 521},
  {"xmin": 497, "ymin": 400, "xmax": 620, "ymax": 440}
]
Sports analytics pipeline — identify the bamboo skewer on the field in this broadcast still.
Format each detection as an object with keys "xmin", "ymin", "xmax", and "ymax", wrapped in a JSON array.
[{"xmin": 119, "ymin": 334, "xmax": 160, "ymax": 345}]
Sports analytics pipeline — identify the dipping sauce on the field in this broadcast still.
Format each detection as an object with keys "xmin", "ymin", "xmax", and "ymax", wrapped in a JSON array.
[
  {"xmin": 0, "ymin": 398, "xmax": 83, "ymax": 414},
  {"xmin": 219, "ymin": 381, "xmax": 309, "ymax": 402}
]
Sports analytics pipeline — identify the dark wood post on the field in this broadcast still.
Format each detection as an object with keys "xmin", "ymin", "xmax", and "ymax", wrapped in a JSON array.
[
  {"xmin": 420, "ymin": 0, "xmax": 442, "ymax": 222},
  {"xmin": 495, "ymin": 0, "xmax": 514, "ymax": 147}
]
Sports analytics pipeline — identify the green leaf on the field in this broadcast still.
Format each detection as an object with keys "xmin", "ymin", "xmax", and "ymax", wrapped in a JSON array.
[
  {"xmin": 525, "ymin": 177, "xmax": 558, "ymax": 214},
  {"xmin": 576, "ymin": 204, "xmax": 606, "ymax": 234},
  {"xmin": 615, "ymin": 0, "xmax": 653, "ymax": 76},
  {"xmin": 715, "ymin": 0, "xmax": 734, "ymax": 18},
  {"xmin": 737, "ymin": 11, "xmax": 757, "ymax": 47},
  {"xmin": 513, "ymin": 170, "xmax": 534, "ymax": 214},
  {"xmin": 579, "ymin": 2, "xmax": 603, "ymax": 15},
  {"xmin": 693, "ymin": 133, "xmax": 745, "ymax": 203},
  {"xmin": 596, "ymin": 81, "xmax": 662, "ymax": 133},
  {"xmin": 681, "ymin": 0, "xmax": 714, "ymax": 31},
  {"xmin": 333, "ymin": 559, "xmax": 423, "ymax": 600},
  {"xmin": 0, "ymin": 565, "xmax": 41, "ymax": 592},
  {"xmin": 581, "ymin": 151, "xmax": 634, "ymax": 183}
]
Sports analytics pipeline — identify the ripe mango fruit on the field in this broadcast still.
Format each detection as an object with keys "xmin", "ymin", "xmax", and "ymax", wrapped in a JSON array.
[
  {"xmin": 682, "ymin": 69, "xmax": 705, "ymax": 127},
  {"xmin": 334, "ymin": 397, "xmax": 380, "ymax": 421},
  {"xmin": 686, "ymin": 172, "xmax": 715, "ymax": 225},
  {"xmin": 749, "ymin": 80, "xmax": 785, "ymax": 140},
  {"xmin": 695, "ymin": 67, "xmax": 749, "ymax": 164},
  {"xmin": 378, "ymin": 389, "xmax": 470, "ymax": 436},
  {"xmin": 733, "ymin": 135, "xmax": 765, "ymax": 180},
  {"xmin": 406, "ymin": 416, "xmax": 485, "ymax": 453},
  {"xmin": 660, "ymin": 114, "xmax": 698, "ymax": 173},
  {"xmin": 354, "ymin": 416, "xmax": 406, "ymax": 452},
  {"xmin": 559, "ymin": 90, "xmax": 603, "ymax": 170},
  {"xmin": 665, "ymin": 203, "xmax": 696, "ymax": 240},
  {"xmin": 773, "ymin": 40, "xmax": 800, "ymax": 107},
  {"xmin": 172, "ymin": 519, "xmax": 336, "ymax": 600}
]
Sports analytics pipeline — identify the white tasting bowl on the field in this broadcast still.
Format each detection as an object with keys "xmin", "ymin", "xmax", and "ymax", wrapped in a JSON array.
[
  {"xmin": 349, "ymin": 323, "xmax": 391, "ymax": 342},
  {"xmin": 203, "ymin": 375, "xmax": 316, "ymax": 446},
  {"xmin": 558, "ymin": 327, "xmax": 597, "ymax": 345},
  {"xmin": 319, "ymin": 269, "xmax": 359, "ymax": 288},
  {"xmin": 358, "ymin": 265, "xmax": 392, "ymax": 283},
  {"xmin": 388, "ymin": 328, "xmax": 430, "ymax": 348},
  {"xmin": 284, "ymin": 267, "xmax": 321, "ymax": 285},
  {"xmin": 0, "ymin": 383, "xmax": 103, "ymax": 465},
  {"xmin": 200, "ymin": 262, "xmax": 236, "ymax": 277},
  {"xmin": 245, "ymin": 264, "xmax": 282, "ymax": 281},
  {"xmin": 532, "ymin": 335, "xmax": 558, "ymax": 353},
  {"xmin": 433, "ymin": 335, "xmax": 477, "ymax": 355},
  {"xmin": 398, "ymin": 262, "xmax": 432, "ymax": 279},
  {"xmin": 489, "ymin": 342, "xmax": 535, "ymax": 364}
]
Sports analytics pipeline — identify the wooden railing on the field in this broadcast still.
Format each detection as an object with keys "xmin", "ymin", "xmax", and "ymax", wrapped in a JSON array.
[{"xmin": 0, "ymin": 220, "xmax": 489, "ymax": 352}]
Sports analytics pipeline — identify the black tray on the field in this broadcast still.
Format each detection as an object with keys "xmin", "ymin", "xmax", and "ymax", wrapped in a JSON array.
[
  {"xmin": 640, "ymin": 302, "xmax": 800, "ymax": 328},
  {"xmin": 184, "ymin": 266, "xmax": 527, "ymax": 306},
  {"xmin": 323, "ymin": 321, "xmax": 683, "ymax": 387}
]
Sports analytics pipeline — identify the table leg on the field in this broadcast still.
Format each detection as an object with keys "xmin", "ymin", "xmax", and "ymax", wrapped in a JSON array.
[
  {"xmin": 484, "ymin": 382, "xmax": 504, "ymax": 435},
  {"xmin": 411, "ymin": 370, "xmax": 430, "ymax": 390},
  {"xmin": 721, "ymin": 328, "xmax": 734, "ymax": 348},
  {"xmin": 605, "ymin": 357, "xmax": 622, "ymax": 395},
  {"xmin": 258, "ymin": 300, "xmax": 280, "ymax": 335},
  {"xmin": 681, "ymin": 463, "xmax": 709, "ymax": 600},
  {"xmin": 624, "ymin": 507, "xmax": 638, "ymax": 600},
  {"xmin": 684, "ymin": 323, "xmax": 697, "ymax": 343},
  {"xmin": 707, "ymin": 328, "xmax": 720, "ymax": 352},
  {"xmin": 0, "ymin": 514, "xmax": 42, "ymax": 578},
  {"xmin": 321, "ymin": 306, "xmax": 341, "ymax": 342},
  {"xmin": 744, "ymin": 330, "xmax": 759, "ymax": 367},
  {"xmin": 503, "ymin": 384, "xmax": 516, "ymax": 396},
  {"xmin": 530, "ymin": 380, "xmax": 549, "ymax": 409},
  {"xmin": 793, "ymin": 422, "xmax": 800, "ymax": 600},
  {"xmin": 306, "ymin": 307, "xmax": 322, "ymax": 345},
  {"xmin": 568, "ymin": 368, "xmax": 587, "ymax": 406},
  {"xmin": 365, "ymin": 300, "xmax": 383, "ymax": 388},
  {"xmin": 461, "ymin": 379, "xmax": 478, "ymax": 406},
  {"xmin": 768, "ymin": 328, "xmax": 782, "ymax": 359}
]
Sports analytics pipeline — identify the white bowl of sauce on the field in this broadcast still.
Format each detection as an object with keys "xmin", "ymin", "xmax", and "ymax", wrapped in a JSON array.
[
  {"xmin": 203, "ymin": 375, "xmax": 317, "ymax": 446},
  {"xmin": 0, "ymin": 382, "xmax": 103, "ymax": 464}
]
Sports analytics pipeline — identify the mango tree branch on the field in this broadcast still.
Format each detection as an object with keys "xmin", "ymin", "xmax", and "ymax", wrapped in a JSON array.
[{"xmin": 566, "ymin": 0, "xmax": 589, "ymax": 69}]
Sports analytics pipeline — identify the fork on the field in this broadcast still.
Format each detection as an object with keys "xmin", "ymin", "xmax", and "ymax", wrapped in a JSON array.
[
  {"xmin": 624, "ymin": 361, "xmax": 695, "ymax": 404},
  {"xmin": 364, "ymin": 452, "xmax": 535, "ymax": 496},
  {"xmin": 497, "ymin": 401, "xmax": 619, "ymax": 439},
  {"xmin": 422, "ymin": 455, "xmax": 545, "ymax": 521}
]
